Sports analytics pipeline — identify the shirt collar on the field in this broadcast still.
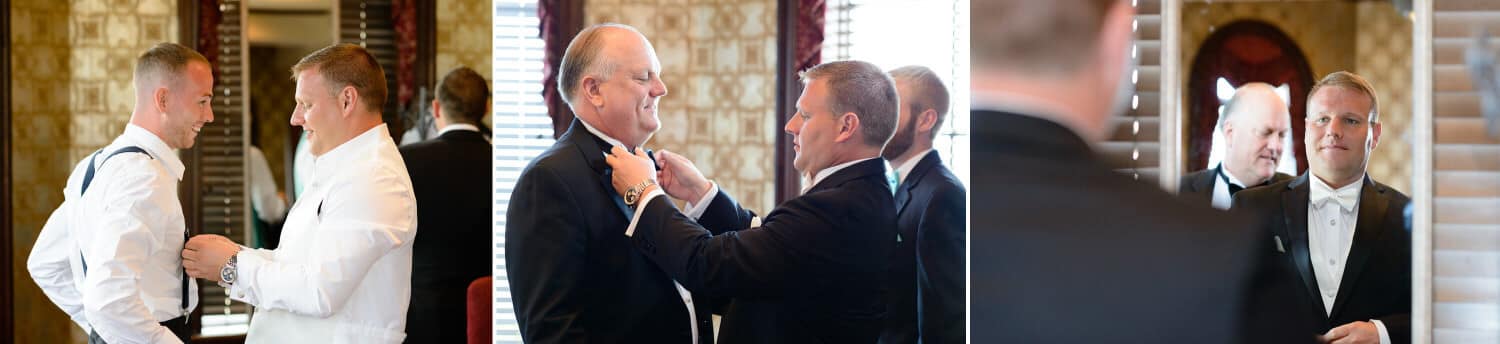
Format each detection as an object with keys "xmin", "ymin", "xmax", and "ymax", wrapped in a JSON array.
[
  {"xmin": 577, "ymin": 118, "xmax": 628, "ymax": 151},
  {"xmin": 895, "ymin": 150, "xmax": 931, "ymax": 185},
  {"xmin": 1309, "ymin": 173, "xmax": 1363, "ymax": 212},
  {"xmin": 312, "ymin": 123, "xmax": 391, "ymax": 183},
  {"xmin": 1218, "ymin": 163, "xmax": 1247, "ymax": 188},
  {"xmin": 437, "ymin": 123, "xmax": 480, "ymax": 136},
  {"xmin": 803, "ymin": 157, "xmax": 882, "ymax": 194},
  {"xmin": 122, "ymin": 123, "xmax": 185, "ymax": 180}
]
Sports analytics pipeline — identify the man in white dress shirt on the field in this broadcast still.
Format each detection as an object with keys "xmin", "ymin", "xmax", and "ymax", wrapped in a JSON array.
[
  {"xmin": 1234, "ymin": 71, "xmax": 1411, "ymax": 344},
  {"xmin": 181, "ymin": 43, "xmax": 418, "ymax": 344},
  {"xmin": 1180, "ymin": 82, "xmax": 1295, "ymax": 209},
  {"xmin": 28, "ymin": 42, "xmax": 213, "ymax": 344}
]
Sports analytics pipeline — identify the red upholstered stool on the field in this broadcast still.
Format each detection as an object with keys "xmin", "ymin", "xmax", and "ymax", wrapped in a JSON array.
[{"xmin": 467, "ymin": 276, "xmax": 493, "ymax": 344}]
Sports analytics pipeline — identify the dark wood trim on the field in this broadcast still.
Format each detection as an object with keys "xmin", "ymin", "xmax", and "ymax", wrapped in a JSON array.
[
  {"xmin": 774, "ymin": 0, "xmax": 801, "ymax": 204},
  {"xmin": 247, "ymin": 8, "xmax": 329, "ymax": 16},
  {"xmin": 1, "ymin": 0, "xmax": 15, "ymax": 340},
  {"xmin": 192, "ymin": 334, "xmax": 247, "ymax": 344},
  {"xmin": 416, "ymin": 0, "xmax": 436, "ymax": 92}
]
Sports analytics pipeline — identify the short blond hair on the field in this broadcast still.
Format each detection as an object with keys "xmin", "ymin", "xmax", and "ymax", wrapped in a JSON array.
[
  {"xmin": 889, "ymin": 66, "xmax": 950, "ymax": 140},
  {"xmin": 1307, "ymin": 71, "xmax": 1379, "ymax": 123}
]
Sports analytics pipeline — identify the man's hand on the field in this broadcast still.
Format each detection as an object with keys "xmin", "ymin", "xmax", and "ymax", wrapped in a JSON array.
[
  {"xmin": 605, "ymin": 146, "xmax": 659, "ymax": 202},
  {"xmin": 182, "ymin": 234, "xmax": 240, "ymax": 282},
  {"xmin": 654, "ymin": 149, "xmax": 711, "ymax": 201},
  {"xmin": 1320, "ymin": 321, "xmax": 1380, "ymax": 344}
]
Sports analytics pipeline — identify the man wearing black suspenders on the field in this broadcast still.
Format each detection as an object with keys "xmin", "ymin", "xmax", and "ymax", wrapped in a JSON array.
[{"xmin": 27, "ymin": 42, "xmax": 216, "ymax": 344}]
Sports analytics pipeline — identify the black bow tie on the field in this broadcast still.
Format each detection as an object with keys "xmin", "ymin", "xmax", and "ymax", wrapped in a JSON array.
[{"xmin": 1219, "ymin": 166, "xmax": 1246, "ymax": 196}]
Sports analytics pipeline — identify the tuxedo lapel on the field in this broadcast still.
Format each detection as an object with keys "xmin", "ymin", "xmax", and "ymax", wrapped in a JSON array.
[
  {"xmin": 1282, "ymin": 174, "xmax": 1324, "ymax": 315},
  {"xmin": 895, "ymin": 152, "xmax": 941, "ymax": 215},
  {"xmin": 1329, "ymin": 177, "xmax": 1390, "ymax": 318},
  {"xmin": 566, "ymin": 120, "xmax": 635, "ymax": 219}
]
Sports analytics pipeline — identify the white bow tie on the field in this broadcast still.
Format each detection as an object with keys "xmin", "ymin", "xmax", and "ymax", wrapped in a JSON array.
[{"xmin": 1311, "ymin": 178, "xmax": 1360, "ymax": 211}]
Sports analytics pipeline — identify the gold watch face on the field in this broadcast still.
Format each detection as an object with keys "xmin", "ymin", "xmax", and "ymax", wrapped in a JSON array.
[{"xmin": 625, "ymin": 188, "xmax": 640, "ymax": 205}]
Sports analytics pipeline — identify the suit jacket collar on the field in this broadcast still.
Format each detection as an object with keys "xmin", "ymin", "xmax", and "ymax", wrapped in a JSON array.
[
  {"xmin": 1282, "ymin": 173, "xmax": 1392, "ymax": 319},
  {"xmin": 436, "ymin": 128, "xmax": 487, "ymax": 143},
  {"xmin": 896, "ymin": 150, "xmax": 944, "ymax": 214},
  {"xmin": 806, "ymin": 158, "xmax": 889, "ymax": 195},
  {"xmin": 973, "ymin": 110, "xmax": 1095, "ymax": 163},
  {"xmin": 561, "ymin": 119, "xmax": 634, "ymax": 218}
]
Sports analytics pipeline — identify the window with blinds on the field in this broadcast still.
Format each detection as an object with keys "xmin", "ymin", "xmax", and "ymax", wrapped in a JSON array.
[
  {"xmin": 492, "ymin": 1, "xmax": 550, "ymax": 343},
  {"xmin": 1108, "ymin": 0, "xmax": 1164, "ymax": 182},
  {"xmin": 194, "ymin": 0, "xmax": 253, "ymax": 337},
  {"xmin": 821, "ymin": 0, "xmax": 971, "ymax": 187},
  {"xmin": 1427, "ymin": 0, "xmax": 1500, "ymax": 342}
]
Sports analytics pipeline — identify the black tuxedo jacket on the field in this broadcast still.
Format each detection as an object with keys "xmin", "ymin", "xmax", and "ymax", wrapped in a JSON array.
[
  {"xmin": 1232, "ymin": 174, "xmax": 1412, "ymax": 343},
  {"xmin": 879, "ymin": 150, "xmax": 966, "ymax": 344},
  {"xmin": 505, "ymin": 120, "xmax": 711, "ymax": 343},
  {"xmin": 1179, "ymin": 164, "xmax": 1293, "ymax": 204},
  {"xmin": 970, "ymin": 110, "xmax": 1315, "ymax": 343},
  {"xmin": 631, "ymin": 158, "xmax": 898, "ymax": 344},
  {"xmin": 399, "ymin": 129, "xmax": 495, "ymax": 343}
]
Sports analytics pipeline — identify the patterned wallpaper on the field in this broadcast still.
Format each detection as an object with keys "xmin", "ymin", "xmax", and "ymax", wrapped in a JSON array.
[
  {"xmin": 9, "ymin": 1, "xmax": 177, "ymax": 342},
  {"xmin": 436, "ymin": 0, "xmax": 491, "ymax": 80},
  {"xmin": 9, "ymin": 0, "xmax": 79, "ymax": 342},
  {"xmin": 436, "ymin": 0, "xmax": 492, "ymax": 127},
  {"xmin": 1353, "ymin": 2, "xmax": 1413, "ymax": 194},
  {"xmin": 1179, "ymin": 1, "xmax": 1413, "ymax": 193},
  {"xmin": 586, "ymin": 0, "xmax": 779, "ymax": 213}
]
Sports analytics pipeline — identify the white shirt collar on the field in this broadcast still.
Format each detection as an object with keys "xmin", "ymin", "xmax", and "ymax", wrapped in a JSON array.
[
  {"xmin": 1219, "ymin": 164, "xmax": 1248, "ymax": 188},
  {"xmin": 1310, "ymin": 173, "xmax": 1363, "ymax": 212},
  {"xmin": 312, "ymin": 123, "xmax": 391, "ymax": 183},
  {"xmin": 437, "ymin": 123, "xmax": 480, "ymax": 136},
  {"xmin": 577, "ymin": 118, "xmax": 628, "ymax": 151},
  {"xmin": 894, "ymin": 150, "xmax": 931, "ymax": 185},
  {"xmin": 121, "ymin": 123, "xmax": 186, "ymax": 180},
  {"xmin": 803, "ymin": 157, "xmax": 882, "ymax": 194}
]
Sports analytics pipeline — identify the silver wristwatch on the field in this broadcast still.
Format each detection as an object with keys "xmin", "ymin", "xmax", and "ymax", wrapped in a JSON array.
[
  {"xmin": 624, "ymin": 180, "xmax": 657, "ymax": 207},
  {"xmin": 219, "ymin": 254, "xmax": 238, "ymax": 286}
]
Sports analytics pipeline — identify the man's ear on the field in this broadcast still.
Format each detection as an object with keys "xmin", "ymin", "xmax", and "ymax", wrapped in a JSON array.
[
  {"xmin": 916, "ymin": 109, "xmax": 939, "ymax": 135},
  {"xmin": 583, "ymin": 76, "xmax": 605, "ymax": 108},
  {"xmin": 834, "ymin": 112, "xmax": 860, "ymax": 143},
  {"xmin": 154, "ymin": 86, "xmax": 170, "ymax": 114},
  {"xmin": 340, "ymin": 86, "xmax": 358, "ymax": 117},
  {"xmin": 430, "ymin": 99, "xmax": 443, "ymax": 121}
]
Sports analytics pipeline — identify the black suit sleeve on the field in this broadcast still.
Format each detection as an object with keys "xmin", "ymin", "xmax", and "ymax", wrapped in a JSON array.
[
  {"xmin": 505, "ymin": 166, "xmax": 591, "ymax": 343},
  {"xmin": 916, "ymin": 183, "xmax": 966, "ymax": 344},
  {"xmin": 632, "ymin": 192, "xmax": 834, "ymax": 297},
  {"xmin": 695, "ymin": 189, "xmax": 757, "ymax": 235}
]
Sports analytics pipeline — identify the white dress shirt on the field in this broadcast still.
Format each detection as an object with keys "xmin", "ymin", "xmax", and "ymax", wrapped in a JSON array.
[
  {"xmin": 27, "ymin": 123, "xmax": 199, "ymax": 344},
  {"xmin": 248, "ymin": 146, "xmax": 287, "ymax": 223},
  {"xmin": 894, "ymin": 150, "xmax": 930, "ymax": 185},
  {"xmin": 229, "ymin": 124, "xmax": 419, "ymax": 344},
  {"xmin": 437, "ymin": 122, "xmax": 480, "ymax": 136},
  {"xmin": 578, "ymin": 119, "xmax": 701, "ymax": 343},
  {"xmin": 1307, "ymin": 175, "xmax": 1390, "ymax": 344},
  {"xmin": 1211, "ymin": 165, "xmax": 1249, "ymax": 210}
]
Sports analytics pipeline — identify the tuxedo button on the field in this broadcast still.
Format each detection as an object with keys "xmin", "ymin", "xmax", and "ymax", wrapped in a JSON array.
[
  {"xmin": 1330, "ymin": 219, "xmax": 1336, "ymax": 226},
  {"xmin": 1328, "ymin": 259, "xmax": 1336, "ymax": 266}
]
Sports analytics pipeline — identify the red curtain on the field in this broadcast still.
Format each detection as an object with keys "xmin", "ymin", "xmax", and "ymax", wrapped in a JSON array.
[
  {"xmin": 540, "ymin": 0, "xmax": 585, "ymax": 139},
  {"xmin": 392, "ymin": 0, "xmax": 418, "ymax": 111},
  {"xmin": 196, "ymin": 0, "xmax": 221, "ymax": 80},
  {"xmin": 797, "ymin": 0, "xmax": 824, "ymax": 73}
]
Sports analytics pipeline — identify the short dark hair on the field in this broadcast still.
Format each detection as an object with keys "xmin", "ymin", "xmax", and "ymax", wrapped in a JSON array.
[
  {"xmin": 437, "ymin": 67, "xmax": 490, "ymax": 125},
  {"xmin": 135, "ymin": 42, "xmax": 209, "ymax": 87},
  {"xmin": 800, "ymin": 60, "xmax": 900, "ymax": 147},
  {"xmin": 889, "ymin": 65, "xmax": 951, "ymax": 140},
  {"xmin": 290, "ymin": 43, "xmax": 388, "ymax": 113}
]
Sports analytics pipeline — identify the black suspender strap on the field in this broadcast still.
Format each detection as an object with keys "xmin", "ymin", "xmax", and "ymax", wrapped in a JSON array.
[{"xmin": 76, "ymin": 146, "xmax": 189, "ymax": 314}]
